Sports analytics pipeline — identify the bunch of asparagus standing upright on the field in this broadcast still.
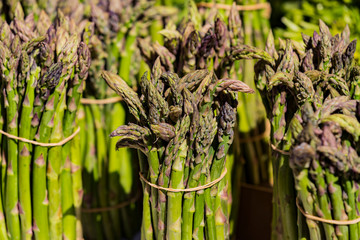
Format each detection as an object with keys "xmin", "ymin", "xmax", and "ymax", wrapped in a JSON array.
[
  {"xmin": 1, "ymin": 1, "xmax": 176, "ymax": 239},
  {"xmin": 102, "ymin": 63, "xmax": 254, "ymax": 240},
  {"xmin": 0, "ymin": 5, "xmax": 90, "ymax": 240},
  {"xmin": 290, "ymin": 97, "xmax": 360, "ymax": 240},
  {"xmin": 138, "ymin": 2, "xmax": 273, "ymax": 236},
  {"xmin": 230, "ymin": 20, "xmax": 359, "ymax": 239}
]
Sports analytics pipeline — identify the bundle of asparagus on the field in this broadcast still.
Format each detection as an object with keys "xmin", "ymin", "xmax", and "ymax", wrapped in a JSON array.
[
  {"xmin": 102, "ymin": 65, "xmax": 254, "ymax": 239},
  {"xmin": 138, "ymin": 1, "xmax": 272, "ymax": 234},
  {"xmin": 228, "ymin": 20, "xmax": 358, "ymax": 239},
  {"xmin": 2, "ymin": 1, "xmax": 178, "ymax": 239},
  {"xmin": 290, "ymin": 97, "xmax": 360, "ymax": 240},
  {"xmin": 138, "ymin": 2, "xmax": 273, "ymax": 237},
  {"xmin": 0, "ymin": 5, "xmax": 90, "ymax": 240}
]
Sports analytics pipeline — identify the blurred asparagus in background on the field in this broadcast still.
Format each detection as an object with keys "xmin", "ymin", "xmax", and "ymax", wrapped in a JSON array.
[
  {"xmin": 79, "ymin": 2, "xmax": 151, "ymax": 239},
  {"xmin": 272, "ymin": 0, "xmax": 360, "ymax": 62},
  {"xmin": 80, "ymin": 2, "xmax": 176, "ymax": 239},
  {"xmin": 0, "ymin": 4, "xmax": 90, "ymax": 240}
]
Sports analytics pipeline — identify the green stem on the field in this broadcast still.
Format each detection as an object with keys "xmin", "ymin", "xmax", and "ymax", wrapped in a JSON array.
[
  {"xmin": 81, "ymin": 105, "xmax": 103, "ymax": 240},
  {"xmin": 278, "ymin": 152, "xmax": 298, "ymax": 240},
  {"xmin": 313, "ymin": 159, "xmax": 337, "ymax": 240},
  {"xmin": 61, "ymin": 62, "xmax": 87, "ymax": 239},
  {"xmin": 296, "ymin": 168, "xmax": 321, "ymax": 240},
  {"xmin": 138, "ymin": 149, "xmax": 153, "ymax": 240},
  {"xmin": 0, "ymin": 187, "xmax": 8, "ymax": 240},
  {"xmin": 325, "ymin": 169, "xmax": 348, "ymax": 240},
  {"xmin": 193, "ymin": 174, "xmax": 206, "ymax": 240},
  {"xmin": 206, "ymin": 135, "xmax": 231, "ymax": 240},
  {"xmin": 215, "ymin": 176, "xmax": 229, "ymax": 240},
  {"xmin": 150, "ymin": 0, "xmax": 164, "ymax": 45},
  {"xmin": 5, "ymin": 67, "xmax": 21, "ymax": 240},
  {"xmin": 90, "ymin": 104, "xmax": 114, "ymax": 240},
  {"xmin": 148, "ymin": 148, "xmax": 160, "ymax": 238},
  {"xmin": 108, "ymin": 103, "xmax": 125, "ymax": 239},
  {"xmin": 343, "ymin": 179, "xmax": 358, "ymax": 240},
  {"xmin": 0, "ymin": 101, "xmax": 7, "ymax": 240},
  {"xmin": 71, "ymin": 119, "xmax": 83, "ymax": 238},
  {"xmin": 119, "ymin": 25, "xmax": 137, "ymax": 86},
  {"xmin": 181, "ymin": 163, "xmax": 202, "ymax": 240},
  {"xmin": 143, "ymin": 184, "xmax": 154, "ymax": 240},
  {"xmin": 47, "ymin": 88, "xmax": 66, "ymax": 240},
  {"xmin": 167, "ymin": 140, "xmax": 188, "ymax": 239},
  {"xmin": 18, "ymin": 64, "xmax": 40, "ymax": 240},
  {"xmin": 32, "ymin": 69, "xmax": 68, "ymax": 239}
]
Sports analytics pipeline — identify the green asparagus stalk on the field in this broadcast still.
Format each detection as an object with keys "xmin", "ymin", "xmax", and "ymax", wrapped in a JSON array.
[
  {"xmin": 3, "ymin": 39, "xmax": 21, "ymax": 240},
  {"xmin": 61, "ymin": 42, "xmax": 89, "ymax": 240},
  {"xmin": 0, "ymin": 87, "xmax": 7, "ymax": 240},
  {"xmin": 71, "ymin": 116, "xmax": 83, "ymax": 239},
  {"xmin": 47, "ymin": 81, "xmax": 66, "ymax": 240},
  {"xmin": 18, "ymin": 51, "xmax": 41, "ymax": 240},
  {"xmin": 91, "ymin": 103, "xmax": 114, "ymax": 240},
  {"xmin": 82, "ymin": 105, "xmax": 103, "ymax": 240},
  {"xmin": 32, "ymin": 35, "xmax": 79, "ymax": 240},
  {"xmin": 107, "ymin": 102, "xmax": 125, "ymax": 240}
]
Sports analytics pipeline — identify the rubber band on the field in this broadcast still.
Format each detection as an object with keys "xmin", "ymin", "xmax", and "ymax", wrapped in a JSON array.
[
  {"xmin": 139, "ymin": 168, "xmax": 227, "ymax": 192},
  {"xmin": 82, "ymin": 191, "xmax": 141, "ymax": 213},
  {"xmin": 80, "ymin": 96, "xmax": 122, "ymax": 105},
  {"xmin": 238, "ymin": 120, "xmax": 270, "ymax": 144},
  {"xmin": 296, "ymin": 197, "xmax": 360, "ymax": 225},
  {"xmin": 196, "ymin": 2, "xmax": 271, "ymax": 18},
  {"xmin": 0, "ymin": 127, "xmax": 80, "ymax": 147},
  {"xmin": 270, "ymin": 144, "xmax": 290, "ymax": 156}
]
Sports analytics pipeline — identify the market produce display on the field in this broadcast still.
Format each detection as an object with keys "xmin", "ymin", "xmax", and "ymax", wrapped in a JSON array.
[
  {"xmin": 102, "ymin": 67, "xmax": 254, "ymax": 240},
  {"xmin": 0, "ymin": 0, "xmax": 359, "ymax": 239},
  {"xmin": 0, "ymin": 6, "xmax": 90, "ymax": 240}
]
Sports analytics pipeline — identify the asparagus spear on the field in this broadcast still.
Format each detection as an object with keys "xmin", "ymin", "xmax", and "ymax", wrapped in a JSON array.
[
  {"xmin": 3, "ymin": 37, "xmax": 21, "ymax": 240},
  {"xmin": 0, "ymin": 62, "xmax": 8, "ymax": 240},
  {"xmin": 18, "ymin": 48, "xmax": 41, "ymax": 240},
  {"xmin": 60, "ymin": 41, "xmax": 89, "ymax": 240},
  {"xmin": 47, "ymin": 79, "xmax": 66, "ymax": 240}
]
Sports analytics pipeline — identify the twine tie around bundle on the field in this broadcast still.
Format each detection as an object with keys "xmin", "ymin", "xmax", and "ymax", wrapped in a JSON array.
[{"xmin": 139, "ymin": 168, "xmax": 227, "ymax": 192}]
